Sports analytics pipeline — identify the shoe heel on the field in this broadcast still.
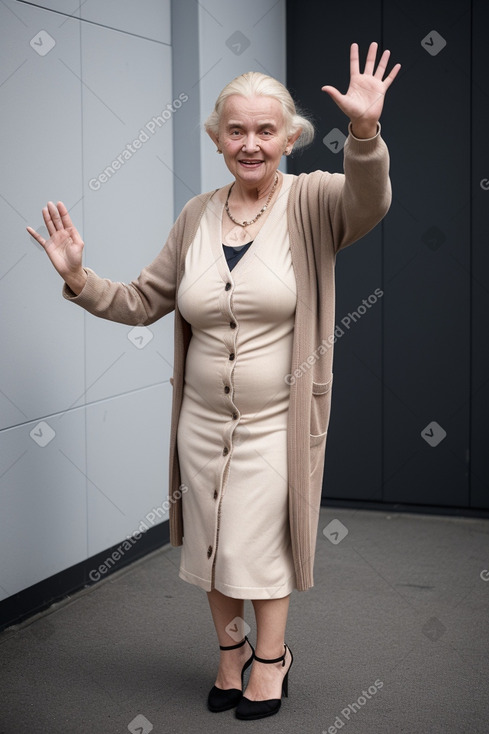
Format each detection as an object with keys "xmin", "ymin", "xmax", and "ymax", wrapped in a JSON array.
[
  {"xmin": 282, "ymin": 645, "xmax": 293, "ymax": 697},
  {"xmin": 282, "ymin": 670, "xmax": 289, "ymax": 698}
]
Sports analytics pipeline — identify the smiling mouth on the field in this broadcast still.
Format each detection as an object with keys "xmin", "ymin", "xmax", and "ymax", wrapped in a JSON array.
[{"xmin": 239, "ymin": 160, "xmax": 263, "ymax": 166}]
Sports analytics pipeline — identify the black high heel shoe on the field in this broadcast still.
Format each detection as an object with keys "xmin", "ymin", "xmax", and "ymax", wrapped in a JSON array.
[
  {"xmin": 207, "ymin": 636, "xmax": 254, "ymax": 712},
  {"xmin": 235, "ymin": 643, "xmax": 293, "ymax": 720}
]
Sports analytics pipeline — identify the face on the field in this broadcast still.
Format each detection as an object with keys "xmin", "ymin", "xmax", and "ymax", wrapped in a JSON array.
[{"xmin": 214, "ymin": 95, "xmax": 294, "ymax": 190}]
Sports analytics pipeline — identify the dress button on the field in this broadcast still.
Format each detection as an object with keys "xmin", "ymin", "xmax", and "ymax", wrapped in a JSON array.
[
  {"xmin": 224, "ymin": 385, "xmax": 230, "ymax": 394},
  {"xmin": 230, "ymin": 321, "xmax": 236, "ymax": 329},
  {"xmin": 223, "ymin": 446, "xmax": 229, "ymax": 456},
  {"xmin": 229, "ymin": 353, "xmax": 235, "ymax": 361},
  {"xmin": 213, "ymin": 489, "xmax": 218, "ymax": 499},
  {"xmin": 232, "ymin": 412, "xmax": 238, "ymax": 420},
  {"xmin": 207, "ymin": 545, "xmax": 213, "ymax": 558},
  {"xmin": 225, "ymin": 282, "xmax": 232, "ymax": 291}
]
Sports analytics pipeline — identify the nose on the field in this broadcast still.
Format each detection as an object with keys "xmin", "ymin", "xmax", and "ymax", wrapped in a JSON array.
[{"xmin": 242, "ymin": 134, "xmax": 259, "ymax": 152}]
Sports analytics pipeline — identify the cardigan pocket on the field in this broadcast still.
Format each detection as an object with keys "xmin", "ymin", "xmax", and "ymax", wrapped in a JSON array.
[
  {"xmin": 310, "ymin": 375, "xmax": 333, "ymax": 439},
  {"xmin": 309, "ymin": 376, "xmax": 333, "ymax": 479}
]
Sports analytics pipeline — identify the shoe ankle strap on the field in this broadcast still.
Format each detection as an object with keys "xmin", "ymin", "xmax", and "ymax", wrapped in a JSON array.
[
  {"xmin": 219, "ymin": 635, "xmax": 250, "ymax": 651},
  {"xmin": 253, "ymin": 643, "xmax": 287, "ymax": 667}
]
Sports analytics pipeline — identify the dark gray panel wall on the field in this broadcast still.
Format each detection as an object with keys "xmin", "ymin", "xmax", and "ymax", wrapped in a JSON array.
[
  {"xmin": 382, "ymin": 1, "xmax": 471, "ymax": 508},
  {"xmin": 287, "ymin": 1, "xmax": 384, "ymax": 503},
  {"xmin": 287, "ymin": 0, "xmax": 488, "ymax": 511},
  {"xmin": 470, "ymin": 0, "xmax": 489, "ymax": 509}
]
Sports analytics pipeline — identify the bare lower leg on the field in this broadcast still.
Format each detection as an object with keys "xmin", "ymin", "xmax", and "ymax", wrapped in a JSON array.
[
  {"xmin": 207, "ymin": 589, "xmax": 252, "ymax": 690},
  {"xmin": 244, "ymin": 595, "xmax": 292, "ymax": 701}
]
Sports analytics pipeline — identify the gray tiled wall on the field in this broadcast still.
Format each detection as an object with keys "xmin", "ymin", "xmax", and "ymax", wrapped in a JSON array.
[
  {"xmin": 0, "ymin": 0, "xmax": 174, "ymax": 599},
  {"xmin": 0, "ymin": 0, "xmax": 286, "ymax": 602}
]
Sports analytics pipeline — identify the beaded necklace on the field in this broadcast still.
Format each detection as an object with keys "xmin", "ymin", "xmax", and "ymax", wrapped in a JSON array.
[{"xmin": 224, "ymin": 172, "xmax": 279, "ymax": 227}]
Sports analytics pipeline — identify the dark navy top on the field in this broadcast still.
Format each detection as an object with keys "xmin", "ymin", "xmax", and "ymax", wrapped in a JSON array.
[{"xmin": 222, "ymin": 241, "xmax": 253, "ymax": 271}]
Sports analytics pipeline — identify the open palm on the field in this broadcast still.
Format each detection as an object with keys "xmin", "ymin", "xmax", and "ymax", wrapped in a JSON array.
[
  {"xmin": 27, "ymin": 201, "xmax": 85, "ymax": 283},
  {"xmin": 322, "ymin": 42, "xmax": 401, "ymax": 127}
]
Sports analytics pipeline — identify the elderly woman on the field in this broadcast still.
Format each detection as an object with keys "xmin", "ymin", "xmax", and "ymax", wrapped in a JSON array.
[{"xmin": 27, "ymin": 42, "xmax": 399, "ymax": 720}]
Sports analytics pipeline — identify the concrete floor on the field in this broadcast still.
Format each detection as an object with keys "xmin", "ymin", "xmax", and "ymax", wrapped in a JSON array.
[{"xmin": 1, "ymin": 506, "xmax": 488, "ymax": 734}]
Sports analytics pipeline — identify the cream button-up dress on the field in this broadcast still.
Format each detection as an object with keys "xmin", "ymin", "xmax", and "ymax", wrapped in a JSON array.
[{"xmin": 176, "ymin": 174, "xmax": 297, "ymax": 599}]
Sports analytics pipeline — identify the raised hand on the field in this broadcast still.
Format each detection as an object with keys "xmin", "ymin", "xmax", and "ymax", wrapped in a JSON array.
[
  {"xmin": 27, "ymin": 201, "xmax": 87, "ymax": 294},
  {"xmin": 322, "ymin": 42, "xmax": 401, "ymax": 138}
]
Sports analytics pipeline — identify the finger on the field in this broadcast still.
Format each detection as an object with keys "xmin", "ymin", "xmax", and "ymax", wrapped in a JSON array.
[
  {"xmin": 47, "ymin": 200, "xmax": 64, "ymax": 231},
  {"xmin": 383, "ymin": 62, "xmax": 402, "ymax": 88},
  {"xmin": 350, "ymin": 42, "xmax": 359, "ymax": 76},
  {"xmin": 57, "ymin": 200, "xmax": 75, "ymax": 231},
  {"xmin": 42, "ymin": 204, "xmax": 56, "ymax": 236},
  {"xmin": 363, "ymin": 41, "xmax": 378, "ymax": 75},
  {"xmin": 373, "ymin": 49, "xmax": 391, "ymax": 79},
  {"xmin": 26, "ymin": 226, "xmax": 46, "ymax": 247}
]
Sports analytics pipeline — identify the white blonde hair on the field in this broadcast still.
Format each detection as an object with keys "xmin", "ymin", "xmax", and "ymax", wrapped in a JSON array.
[{"xmin": 204, "ymin": 71, "xmax": 315, "ymax": 151}]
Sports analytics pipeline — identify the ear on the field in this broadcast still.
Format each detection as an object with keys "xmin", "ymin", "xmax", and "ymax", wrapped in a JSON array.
[
  {"xmin": 207, "ymin": 128, "xmax": 220, "ymax": 150},
  {"xmin": 285, "ymin": 128, "xmax": 302, "ymax": 154}
]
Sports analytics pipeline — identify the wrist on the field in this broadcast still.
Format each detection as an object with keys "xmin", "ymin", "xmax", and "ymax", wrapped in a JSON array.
[
  {"xmin": 64, "ymin": 269, "xmax": 87, "ymax": 296},
  {"xmin": 349, "ymin": 120, "xmax": 379, "ymax": 139}
]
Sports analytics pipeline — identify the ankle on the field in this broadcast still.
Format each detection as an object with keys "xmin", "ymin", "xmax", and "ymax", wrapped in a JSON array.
[
  {"xmin": 219, "ymin": 635, "xmax": 249, "ymax": 651},
  {"xmin": 254, "ymin": 643, "xmax": 286, "ymax": 662},
  {"xmin": 219, "ymin": 638, "xmax": 252, "ymax": 666}
]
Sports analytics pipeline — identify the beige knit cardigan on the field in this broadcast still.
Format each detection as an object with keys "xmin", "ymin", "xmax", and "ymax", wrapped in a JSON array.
[{"xmin": 63, "ymin": 123, "xmax": 391, "ymax": 591}]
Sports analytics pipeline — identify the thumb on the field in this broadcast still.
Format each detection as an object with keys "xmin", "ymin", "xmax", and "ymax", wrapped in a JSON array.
[{"xmin": 321, "ymin": 85, "xmax": 343, "ymax": 105}]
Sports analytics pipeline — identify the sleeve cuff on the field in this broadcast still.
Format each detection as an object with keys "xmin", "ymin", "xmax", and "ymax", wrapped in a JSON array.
[
  {"xmin": 347, "ymin": 121, "xmax": 381, "ymax": 141},
  {"xmin": 344, "ymin": 121, "xmax": 385, "ymax": 157},
  {"xmin": 62, "ymin": 267, "xmax": 95, "ymax": 303}
]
